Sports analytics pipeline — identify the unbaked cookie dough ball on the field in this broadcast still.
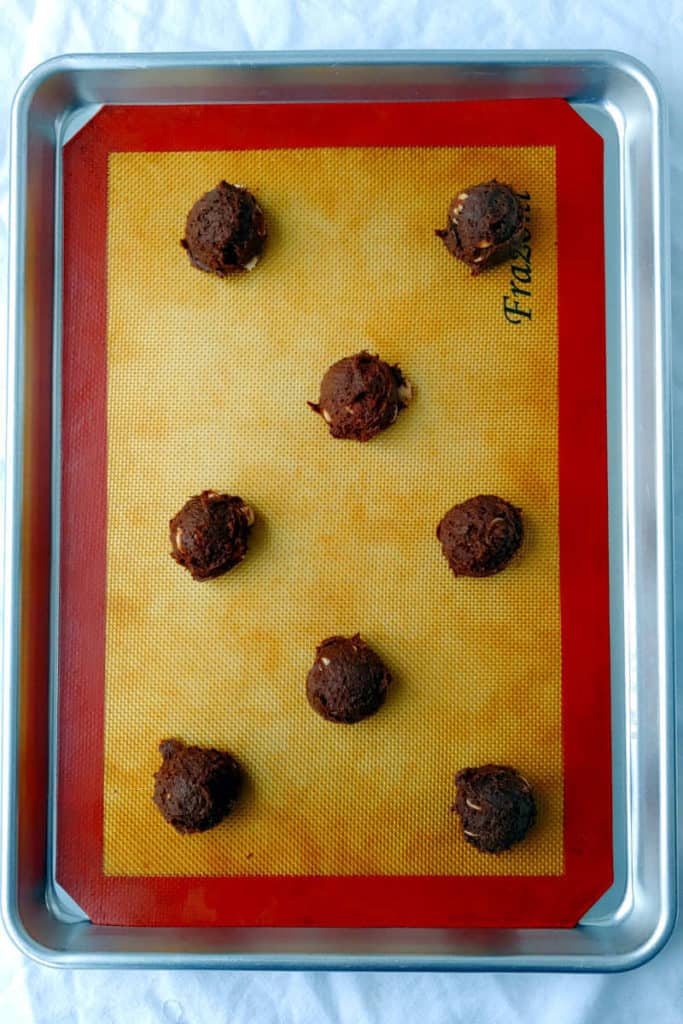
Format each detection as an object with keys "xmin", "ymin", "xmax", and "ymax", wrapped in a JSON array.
[
  {"xmin": 306, "ymin": 634, "xmax": 392, "ymax": 724},
  {"xmin": 170, "ymin": 490, "xmax": 255, "ymax": 581},
  {"xmin": 153, "ymin": 738, "xmax": 243, "ymax": 834},
  {"xmin": 437, "ymin": 494, "xmax": 523, "ymax": 578},
  {"xmin": 181, "ymin": 181, "xmax": 267, "ymax": 276},
  {"xmin": 308, "ymin": 351, "xmax": 412, "ymax": 442},
  {"xmin": 436, "ymin": 180, "xmax": 526, "ymax": 275},
  {"xmin": 453, "ymin": 764, "xmax": 536, "ymax": 853}
]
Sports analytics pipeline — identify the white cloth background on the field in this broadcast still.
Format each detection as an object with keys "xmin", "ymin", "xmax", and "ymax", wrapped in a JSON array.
[{"xmin": 1, "ymin": 1, "xmax": 681, "ymax": 1021}]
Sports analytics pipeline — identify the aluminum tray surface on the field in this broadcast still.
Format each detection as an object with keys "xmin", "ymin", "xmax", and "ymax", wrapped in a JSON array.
[{"xmin": 2, "ymin": 52, "xmax": 674, "ymax": 970}]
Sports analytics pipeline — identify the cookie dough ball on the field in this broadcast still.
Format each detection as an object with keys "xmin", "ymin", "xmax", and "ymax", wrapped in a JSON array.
[
  {"xmin": 306, "ymin": 634, "xmax": 392, "ymax": 724},
  {"xmin": 153, "ymin": 738, "xmax": 243, "ymax": 834},
  {"xmin": 437, "ymin": 494, "xmax": 523, "ymax": 578},
  {"xmin": 308, "ymin": 351, "xmax": 412, "ymax": 442},
  {"xmin": 170, "ymin": 490, "xmax": 254, "ymax": 581},
  {"xmin": 436, "ymin": 180, "xmax": 526, "ymax": 275},
  {"xmin": 181, "ymin": 181, "xmax": 267, "ymax": 276},
  {"xmin": 453, "ymin": 764, "xmax": 536, "ymax": 853}
]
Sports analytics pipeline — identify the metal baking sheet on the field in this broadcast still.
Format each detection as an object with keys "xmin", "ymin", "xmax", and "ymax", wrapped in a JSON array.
[{"xmin": 2, "ymin": 51, "xmax": 674, "ymax": 970}]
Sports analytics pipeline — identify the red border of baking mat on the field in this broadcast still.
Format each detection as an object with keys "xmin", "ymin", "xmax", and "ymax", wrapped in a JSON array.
[{"xmin": 59, "ymin": 99, "xmax": 612, "ymax": 928}]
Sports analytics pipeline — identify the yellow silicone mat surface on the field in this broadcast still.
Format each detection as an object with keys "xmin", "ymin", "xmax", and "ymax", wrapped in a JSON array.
[{"xmin": 103, "ymin": 144, "xmax": 561, "ymax": 878}]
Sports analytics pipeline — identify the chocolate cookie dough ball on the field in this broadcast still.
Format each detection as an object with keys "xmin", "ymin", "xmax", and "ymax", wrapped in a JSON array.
[
  {"xmin": 153, "ymin": 738, "xmax": 243, "ymax": 834},
  {"xmin": 437, "ymin": 494, "xmax": 523, "ymax": 578},
  {"xmin": 453, "ymin": 764, "xmax": 536, "ymax": 853},
  {"xmin": 181, "ymin": 181, "xmax": 267, "ymax": 276},
  {"xmin": 170, "ymin": 490, "xmax": 254, "ymax": 581},
  {"xmin": 308, "ymin": 351, "xmax": 412, "ymax": 442},
  {"xmin": 436, "ymin": 180, "xmax": 526, "ymax": 275},
  {"xmin": 306, "ymin": 634, "xmax": 392, "ymax": 724}
]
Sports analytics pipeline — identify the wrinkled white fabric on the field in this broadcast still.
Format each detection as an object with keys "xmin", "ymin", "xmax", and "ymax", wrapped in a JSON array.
[{"xmin": 1, "ymin": 1, "xmax": 682, "ymax": 1021}]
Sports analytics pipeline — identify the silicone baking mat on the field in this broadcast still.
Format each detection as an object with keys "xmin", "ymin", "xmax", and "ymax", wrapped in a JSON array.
[{"xmin": 58, "ymin": 100, "xmax": 612, "ymax": 928}]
